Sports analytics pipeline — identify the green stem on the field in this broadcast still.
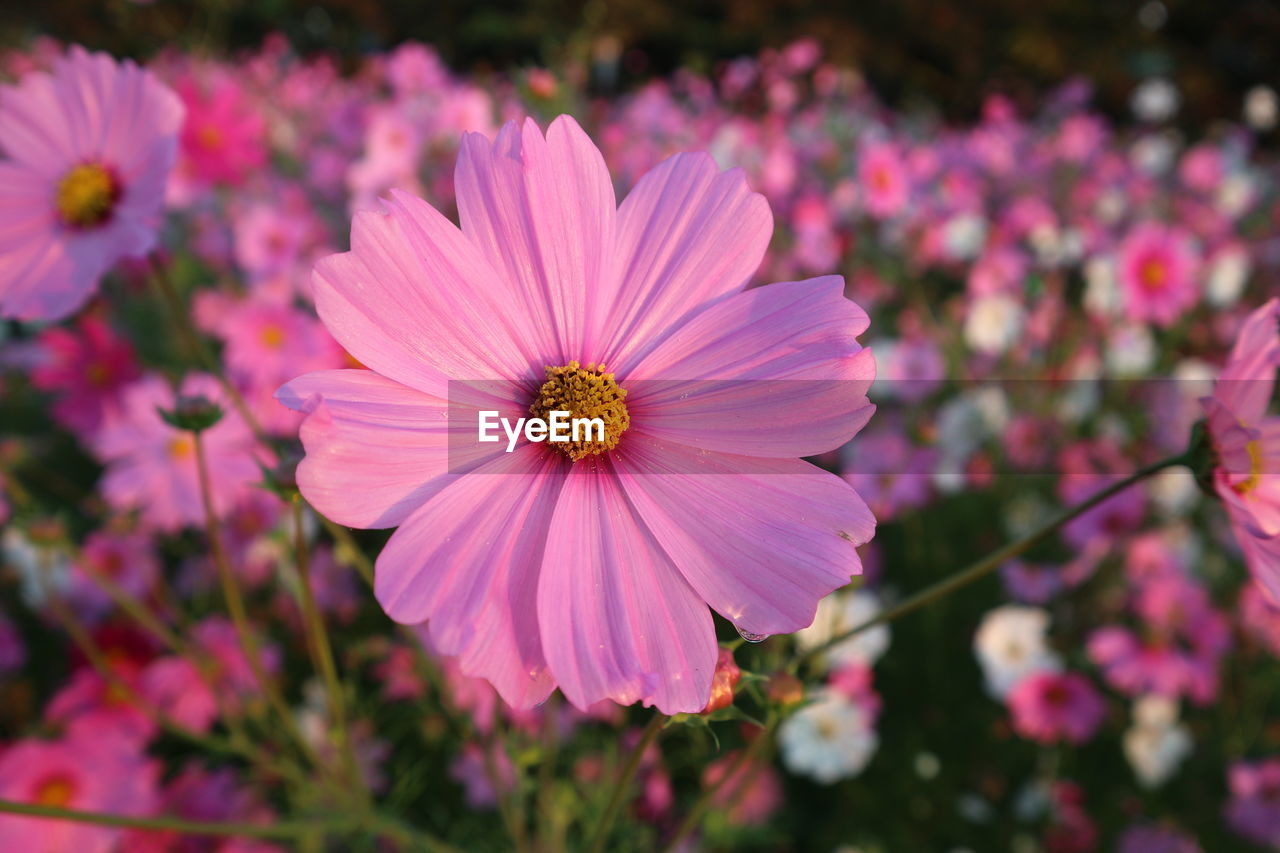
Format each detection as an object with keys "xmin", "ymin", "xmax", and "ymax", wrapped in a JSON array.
[
  {"xmin": 193, "ymin": 431, "xmax": 315, "ymax": 764},
  {"xmin": 292, "ymin": 499, "xmax": 364, "ymax": 801},
  {"xmin": 0, "ymin": 798, "xmax": 362, "ymax": 839},
  {"xmin": 790, "ymin": 451, "xmax": 1190, "ymax": 670},
  {"xmin": 146, "ymin": 254, "xmax": 270, "ymax": 445},
  {"xmin": 589, "ymin": 712, "xmax": 666, "ymax": 853}
]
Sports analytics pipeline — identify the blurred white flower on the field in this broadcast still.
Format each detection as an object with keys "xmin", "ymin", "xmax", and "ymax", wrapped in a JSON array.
[
  {"xmin": 1244, "ymin": 85, "xmax": 1278, "ymax": 131},
  {"xmin": 973, "ymin": 605, "xmax": 1062, "ymax": 699},
  {"xmin": 1105, "ymin": 323, "xmax": 1156, "ymax": 377},
  {"xmin": 964, "ymin": 294, "xmax": 1025, "ymax": 356},
  {"xmin": 1083, "ymin": 256, "xmax": 1123, "ymax": 317},
  {"xmin": 779, "ymin": 690, "xmax": 879, "ymax": 783},
  {"xmin": 795, "ymin": 588, "xmax": 891, "ymax": 669},
  {"xmin": 1131, "ymin": 78, "xmax": 1180, "ymax": 123},
  {"xmin": 1148, "ymin": 467, "xmax": 1200, "ymax": 517},
  {"xmin": 1124, "ymin": 695, "xmax": 1193, "ymax": 787},
  {"xmin": 1206, "ymin": 244, "xmax": 1251, "ymax": 307}
]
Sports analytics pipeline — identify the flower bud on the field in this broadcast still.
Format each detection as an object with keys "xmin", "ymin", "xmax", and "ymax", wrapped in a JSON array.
[{"xmin": 702, "ymin": 647, "xmax": 741, "ymax": 713}]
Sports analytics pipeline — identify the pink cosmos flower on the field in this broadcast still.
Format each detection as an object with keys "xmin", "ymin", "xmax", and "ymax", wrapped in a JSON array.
[
  {"xmin": 858, "ymin": 142, "xmax": 909, "ymax": 218},
  {"xmin": 0, "ymin": 46, "xmax": 183, "ymax": 320},
  {"xmin": 31, "ymin": 314, "xmax": 140, "ymax": 435},
  {"xmin": 66, "ymin": 529, "xmax": 160, "ymax": 620},
  {"xmin": 1201, "ymin": 298, "xmax": 1280, "ymax": 601},
  {"xmin": 1007, "ymin": 671, "xmax": 1106, "ymax": 745},
  {"xmin": 173, "ymin": 71, "xmax": 267, "ymax": 191},
  {"xmin": 1116, "ymin": 223, "xmax": 1199, "ymax": 327},
  {"xmin": 92, "ymin": 373, "xmax": 262, "ymax": 531},
  {"xmin": 279, "ymin": 115, "xmax": 876, "ymax": 714},
  {"xmin": 46, "ymin": 663, "xmax": 155, "ymax": 745},
  {"xmin": 701, "ymin": 749, "xmax": 783, "ymax": 827},
  {"xmin": 0, "ymin": 733, "xmax": 160, "ymax": 853}
]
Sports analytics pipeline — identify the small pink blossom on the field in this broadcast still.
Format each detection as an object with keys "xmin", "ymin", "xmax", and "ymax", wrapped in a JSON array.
[
  {"xmin": 1007, "ymin": 671, "xmax": 1106, "ymax": 745},
  {"xmin": 1116, "ymin": 223, "xmax": 1199, "ymax": 327}
]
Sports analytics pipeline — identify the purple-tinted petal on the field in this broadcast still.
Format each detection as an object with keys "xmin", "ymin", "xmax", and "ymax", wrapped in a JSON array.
[
  {"xmin": 600, "ymin": 151, "xmax": 772, "ymax": 372},
  {"xmin": 374, "ymin": 444, "xmax": 563, "ymax": 708},
  {"xmin": 278, "ymin": 369, "xmax": 465, "ymax": 529},
  {"xmin": 538, "ymin": 461, "xmax": 717, "ymax": 713},
  {"xmin": 624, "ymin": 277, "xmax": 874, "ymax": 457},
  {"xmin": 455, "ymin": 116, "xmax": 615, "ymax": 363},
  {"xmin": 312, "ymin": 190, "xmax": 543, "ymax": 397},
  {"xmin": 615, "ymin": 434, "xmax": 875, "ymax": 636}
]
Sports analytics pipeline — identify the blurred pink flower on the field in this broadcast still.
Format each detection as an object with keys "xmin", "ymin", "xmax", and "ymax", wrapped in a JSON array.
[
  {"xmin": 0, "ymin": 46, "xmax": 182, "ymax": 320},
  {"xmin": 1201, "ymin": 298, "xmax": 1280, "ymax": 601},
  {"xmin": 31, "ymin": 314, "xmax": 140, "ymax": 435},
  {"xmin": 858, "ymin": 142, "xmax": 909, "ymax": 218},
  {"xmin": 0, "ymin": 733, "xmax": 160, "ymax": 853},
  {"xmin": 1225, "ymin": 759, "xmax": 1280, "ymax": 848},
  {"xmin": 1007, "ymin": 671, "xmax": 1106, "ymax": 744},
  {"xmin": 701, "ymin": 749, "xmax": 783, "ymax": 827},
  {"xmin": 1116, "ymin": 223, "xmax": 1199, "ymax": 327},
  {"xmin": 279, "ymin": 115, "xmax": 876, "ymax": 713},
  {"xmin": 91, "ymin": 373, "xmax": 262, "ymax": 531},
  {"xmin": 173, "ymin": 71, "xmax": 267, "ymax": 191}
]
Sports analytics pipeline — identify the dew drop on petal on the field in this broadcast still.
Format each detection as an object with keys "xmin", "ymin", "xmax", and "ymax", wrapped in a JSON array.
[{"xmin": 737, "ymin": 628, "xmax": 769, "ymax": 644}]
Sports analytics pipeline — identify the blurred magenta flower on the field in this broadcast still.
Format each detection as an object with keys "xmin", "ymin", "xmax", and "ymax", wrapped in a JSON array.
[
  {"xmin": 279, "ymin": 115, "xmax": 876, "ymax": 713},
  {"xmin": 92, "ymin": 374, "xmax": 262, "ymax": 531},
  {"xmin": 0, "ymin": 733, "xmax": 160, "ymax": 852},
  {"xmin": 1116, "ymin": 222, "xmax": 1199, "ymax": 327},
  {"xmin": 0, "ymin": 46, "xmax": 182, "ymax": 320},
  {"xmin": 1007, "ymin": 671, "xmax": 1106, "ymax": 745}
]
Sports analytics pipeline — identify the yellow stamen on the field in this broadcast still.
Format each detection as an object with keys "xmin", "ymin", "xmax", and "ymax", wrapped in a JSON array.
[
  {"xmin": 1138, "ymin": 258, "xmax": 1167, "ymax": 291},
  {"xmin": 529, "ymin": 361, "xmax": 630, "ymax": 461},
  {"xmin": 55, "ymin": 163, "xmax": 119, "ymax": 228},
  {"xmin": 1234, "ymin": 439, "xmax": 1264, "ymax": 496},
  {"xmin": 168, "ymin": 435, "xmax": 195, "ymax": 461},
  {"xmin": 34, "ymin": 776, "xmax": 75, "ymax": 808},
  {"xmin": 259, "ymin": 324, "xmax": 285, "ymax": 349}
]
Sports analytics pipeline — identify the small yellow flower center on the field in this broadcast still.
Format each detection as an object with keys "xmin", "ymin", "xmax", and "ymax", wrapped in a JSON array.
[
  {"xmin": 1234, "ymin": 439, "xmax": 1264, "ymax": 496},
  {"xmin": 259, "ymin": 324, "xmax": 286, "ymax": 349},
  {"xmin": 34, "ymin": 775, "xmax": 75, "ymax": 808},
  {"xmin": 55, "ymin": 163, "xmax": 120, "ymax": 228},
  {"xmin": 167, "ymin": 435, "xmax": 195, "ymax": 461},
  {"xmin": 529, "ymin": 361, "xmax": 630, "ymax": 461},
  {"xmin": 1139, "ymin": 258, "xmax": 1167, "ymax": 291},
  {"xmin": 197, "ymin": 124, "xmax": 223, "ymax": 150}
]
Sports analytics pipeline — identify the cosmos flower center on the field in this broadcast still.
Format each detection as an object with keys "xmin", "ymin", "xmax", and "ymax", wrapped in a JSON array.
[
  {"xmin": 529, "ymin": 361, "xmax": 630, "ymax": 461},
  {"xmin": 197, "ymin": 124, "xmax": 223, "ymax": 150},
  {"xmin": 1138, "ymin": 257, "xmax": 1167, "ymax": 291},
  {"xmin": 167, "ymin": 435, "xmax": 195, "ymax": 461},
  {"xmin": 259, "ymin": 324, "xmax": 286, "ymax": 349},
  {"xmin": 33, "ymin": 774, "xmax": 76, "ymax": 808},
  {"xmin": 55, "ymin": 163, "xmax": 120, "ymax": 228},
  {"xmin": 1233, "ymin": 439, "xmax": 1264, "ymax": 496}
]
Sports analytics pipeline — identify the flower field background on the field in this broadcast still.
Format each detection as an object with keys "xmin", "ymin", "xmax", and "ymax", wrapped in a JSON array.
[{"xmin": 1, "ymin": 4, "xmax": 1280, "ymax": 852}]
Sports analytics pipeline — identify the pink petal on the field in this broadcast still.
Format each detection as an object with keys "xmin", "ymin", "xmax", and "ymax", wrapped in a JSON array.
[
  {"xmin": 615, "ymin": 434, "xmax": 875, "ymax": 636},
  {"xmin": 538, "ymin": 461, "xmax": 717, "ymax": 713},
  {"xmin": 600, "ymin": 151, "xmax": 772, "ymax": 372},
  {"xmin": 624, "ymin": 277, "xmax": 874, "ymax": 457},
  {"xmin": 455, "ymin": 116, "xmax": 615, "ymax": 363},
  {"xmin": 374, "ymin": 444, "xmax": 562, "ymax": 708},
  {"xmin": 312, "ymin": 190, "xmax": 543, "ymax": 397},
  {"xmin": 278, "ymin": 369, "xmax": 459, "ymax": 529}
]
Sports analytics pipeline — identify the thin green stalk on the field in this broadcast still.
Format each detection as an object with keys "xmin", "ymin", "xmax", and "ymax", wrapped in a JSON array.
[
  {"xmin": 146, "ymin": 254, "xmax": 270, "ymax": 444},
  {"xmin": 589, "ymin": 712, "xmax": 666, "ymax": 853},
  {"xmin": 0, "ymin": 798, "xmax": 362, "ymax": 839},
  {"xmin": 292, "ymin": 498, "xmax": 364, "ymax": 801},
  {"xmin": 193, "ymin": 431, "xmax": 315, "ymax": 764},
  {"xmin": 790, "ymin": 452, "xmax": 1190, "ymax": 670}
]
